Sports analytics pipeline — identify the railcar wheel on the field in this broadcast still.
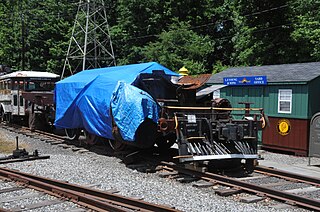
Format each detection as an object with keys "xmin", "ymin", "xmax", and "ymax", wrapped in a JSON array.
[
  {"xmin": 83, "ymin": 130, "xmax": 98, "ymax": 145},
  {"xmin": 5, "ymin": 113, "xmax": 12, "ymax": 123},
  {"xmin": 0, "ymin": 107, "xmax": 4, "ymax": 122},
  {"xmin": 155, "ymin": 132, "xmax": 176, "ymax": 150},
  {"xmin": 65, "ymin": 128, "xmax": 80, "ymax": 140}
]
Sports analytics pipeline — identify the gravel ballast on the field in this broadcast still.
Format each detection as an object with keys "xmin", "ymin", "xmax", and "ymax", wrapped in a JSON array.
[{"xmin": 0, "ymin": 128, "xmax": 316, "ymax": 212}]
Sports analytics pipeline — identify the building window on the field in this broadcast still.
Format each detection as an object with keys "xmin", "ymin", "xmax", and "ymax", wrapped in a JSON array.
[
  {"xmin": 213, "ymin": 89, "xmax": 220, "ymax": 99},
  {"xmin": 278, "ymin": 89, "xmax": 292, "ymax": 113}
]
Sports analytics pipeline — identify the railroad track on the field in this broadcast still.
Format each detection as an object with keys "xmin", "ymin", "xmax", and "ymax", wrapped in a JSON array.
[
  {"xmin": 2, "ymin": 123, "xmax": 320, "ymax": 211},
  {"xmin": 0, "ymin": 123, "xmax": 94, "ymax": 155},
  {"xmin": 159, "ymin": 161, "xmax": 320, "ymax": 211},
  {"xmin": 0, "ymin": 167, "xmax": 179, "ymax": 212}
]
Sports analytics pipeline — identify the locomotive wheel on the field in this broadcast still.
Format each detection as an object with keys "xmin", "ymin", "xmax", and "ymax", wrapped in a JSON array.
[
  {"xmin": 108, "ymin": 139, "xmax": 126, "ymax": 151},
  {"xmin": 155, "ymin": 132, "xmax": 176, "ymax": 150},
  {"xmin": 244, "ymin": 159, "xmax": 255, "ymax": 174},
  {"xmin": 65, "ymin": 128, "xmax": 80, "ymax": 140},
  {"xmin": 111, "ymin": 117, "xmax": 127, "ymax": 151},
  {"xmin": 83, "ymin": 130, "xmax": 98, "ymax": 145}
]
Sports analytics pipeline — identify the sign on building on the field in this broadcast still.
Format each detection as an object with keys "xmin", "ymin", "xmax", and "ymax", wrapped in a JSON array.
[{"xmin": 223, "ymin": 76, "xmax": 267, "ymax": 86}]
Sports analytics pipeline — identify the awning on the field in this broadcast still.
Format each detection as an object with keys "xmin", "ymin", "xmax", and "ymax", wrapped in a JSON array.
[{"xmin": 196, "ymin": 84, "xmax": 227, "ymax": 97}]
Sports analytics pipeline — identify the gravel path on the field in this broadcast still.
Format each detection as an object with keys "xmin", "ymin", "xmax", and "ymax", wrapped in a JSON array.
[
  {"xmin": 0, "ymin": 128, "xmax": 314, "ymax": 212},
  {"xmin": 260, "ymin": 150, "xmax": 320, "ymax": 166}
]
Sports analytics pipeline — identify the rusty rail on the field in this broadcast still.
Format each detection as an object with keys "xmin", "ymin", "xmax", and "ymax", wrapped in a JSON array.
[
  {"xmin": 161, "ymin": 161, "xmax": 320, "ymax": 211},
  {"xmin": 255, "ymin": 165, "xmax": 320, "ymax": 187},
  {"xmin": 0, "ymin": 167, "xmax": 180, "ymax": 212}
]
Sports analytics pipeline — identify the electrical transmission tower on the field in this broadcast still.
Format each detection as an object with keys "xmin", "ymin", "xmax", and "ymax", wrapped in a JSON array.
[{"xmin": 61, "ymin": 0, "xmax": 116, "ymax": 79}]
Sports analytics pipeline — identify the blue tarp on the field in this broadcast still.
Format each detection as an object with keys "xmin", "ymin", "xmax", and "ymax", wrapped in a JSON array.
[
  {"xmin": 111, "ymin": 82, "xmax": 159, "ymax": 141},
  {"xmin": 54, "ymin": 62, "xmax": 179, "ymax": 141}
]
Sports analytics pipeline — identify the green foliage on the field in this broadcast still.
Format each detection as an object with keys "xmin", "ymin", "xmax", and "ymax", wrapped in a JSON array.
[
  {"xmin": 141, "ymin": 21, "xmax": 214, "ymax": 74},
  {"xmin": 212, "ymin": 61, "xmax": 230, "ymax": 74},
  {"xmin": 0, "ymin": 0, "xmax": 318, "ymax": 75},
  {"xmin": 290, "ymin": 0, "xmax": 320, "ymax": 61},
  {"xmin": 231, "ymin": 0, "xmax": 296, "ymax": 65},
  {"xmin": 0, "ymin": 0, "xmax": 74, "ymax": 73}
]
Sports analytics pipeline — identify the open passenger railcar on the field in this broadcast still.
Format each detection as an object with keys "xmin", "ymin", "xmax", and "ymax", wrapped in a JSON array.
[{"xmin": 0, "ymin": 71, "xmax": 59, "ymax": 128}]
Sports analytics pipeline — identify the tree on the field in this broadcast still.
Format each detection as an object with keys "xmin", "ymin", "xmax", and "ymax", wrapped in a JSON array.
[
  {"xmin": 290, "ymin": 0, "xmax": 320, "ymax": 61},
  {"xmin": 0, "ymin": 1, "xmax": 22, "ymax": 70},
  {"xmin": 141, "ymin": 21, "xmax": 214, "ymax": 74},
  {"xmin": 231, "ymin": 0, "xmax": 295, "ymax": 66},
  {"xmin": 0, "ymin": 0, "xmax": 75, "ymax": 74}
]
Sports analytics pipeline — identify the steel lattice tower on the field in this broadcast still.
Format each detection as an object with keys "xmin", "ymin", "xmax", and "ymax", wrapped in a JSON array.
[{"xmin": 61, "ymin": 0, "xmax": 116, "ymax": 79}]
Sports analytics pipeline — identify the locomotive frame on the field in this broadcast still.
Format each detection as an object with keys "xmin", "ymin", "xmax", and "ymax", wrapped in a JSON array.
[{"xmin": 135, "ymin": 72, "xmax": 265, "ymax": 174}]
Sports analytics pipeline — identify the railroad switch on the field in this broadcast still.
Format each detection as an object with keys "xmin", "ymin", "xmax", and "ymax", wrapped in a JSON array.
[{"xmin": 0, "ymin": 136, "xmax": 48, "ymax": 163}]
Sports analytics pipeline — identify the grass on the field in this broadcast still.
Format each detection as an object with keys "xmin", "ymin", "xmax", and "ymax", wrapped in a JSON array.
[{"xmin": 0, "ymin": 132, "xmax": 29, "ymax": 154}]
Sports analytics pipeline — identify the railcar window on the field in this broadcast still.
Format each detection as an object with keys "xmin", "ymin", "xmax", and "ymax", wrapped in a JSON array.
[
  {"xmin": 5, "ymin": 81, "xmax": 9, "ymax": 89},
  {"xmin": 13, "ymin": 81, "xmax": 19, "ymax": 90},
  {"xmin": 20, "ymin": 95, "xmax": 23, "ymax": 106},
  {"xmin": 13, "ymin": 95, "xmax": 18, "ymax": 106},
  {"xmin": 27, "ymin": 82, "xmax": 36, "ymax": 90},
  {"xmin": 26, "ymin": 80, "xmax": 55, "ymax": 91}
]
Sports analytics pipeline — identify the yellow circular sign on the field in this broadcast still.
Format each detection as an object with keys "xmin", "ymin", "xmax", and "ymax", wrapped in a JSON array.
[{"xmin": 277, "ymin": 119, "xmax": 291, "ymax": 136}]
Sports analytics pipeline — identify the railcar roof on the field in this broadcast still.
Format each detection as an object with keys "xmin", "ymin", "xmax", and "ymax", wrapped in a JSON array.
[
  {"xmin": 208, "ymin": 62, "xmax": 320, "ymax": 84},
  {"xmin": 0, "ymin": 71, "xmax": 60, "ymax": 79}
]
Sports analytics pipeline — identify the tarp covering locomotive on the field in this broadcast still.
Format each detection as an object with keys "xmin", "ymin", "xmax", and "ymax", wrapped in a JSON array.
[
  {"xmin": 55, "ymin": 62, "xmax": 265, "ymax": 174},
  {"xmin": 54, "ymin": 62, "xmax": 179, "ymax": 143}
]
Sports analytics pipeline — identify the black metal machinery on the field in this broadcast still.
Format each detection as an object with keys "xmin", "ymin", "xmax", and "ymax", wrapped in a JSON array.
[{"xmin": 136, "ymin": 72, "xmax": 265, "ymax": 174}]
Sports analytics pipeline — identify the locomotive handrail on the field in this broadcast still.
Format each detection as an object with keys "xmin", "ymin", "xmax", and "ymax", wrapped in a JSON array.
[{"xmin": 164, "ymin": 106, "xmax": 264, "ymax": 111}]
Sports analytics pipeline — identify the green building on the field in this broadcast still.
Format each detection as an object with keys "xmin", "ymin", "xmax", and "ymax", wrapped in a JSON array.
[{"xmin": 206, "ymin": 62, "xmax": 320, "ymax": 156}]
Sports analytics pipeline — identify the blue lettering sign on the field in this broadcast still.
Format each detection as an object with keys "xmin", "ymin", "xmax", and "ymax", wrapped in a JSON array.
[{"xmin": 223, "ymin": 76, "xmax": 267, "ymax": 86}]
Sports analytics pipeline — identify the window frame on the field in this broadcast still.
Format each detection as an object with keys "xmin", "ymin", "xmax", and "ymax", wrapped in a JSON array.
[
  {"xmin": 212, "ymin": 89, "xmax": 221, "ymax": 99},
  {"xmin": 278, "ymin": 89, "xmax": 292, "ymax": 114}
]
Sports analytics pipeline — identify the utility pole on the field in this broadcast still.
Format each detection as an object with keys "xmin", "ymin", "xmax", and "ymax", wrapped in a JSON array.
[
  {"xmin": 61, "ymin": 0, "xmax": 116, "ymax": 79},
  {"xmin": 19, "ymin": 2, "xmax": 26, "ymax": 71}
]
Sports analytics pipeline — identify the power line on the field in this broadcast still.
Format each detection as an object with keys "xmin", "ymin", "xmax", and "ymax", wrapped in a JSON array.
[
  {"xmin": 243, "ymin": 4, "xmax": 288, "ymax": 17},
  {"xmin": 116, "ymin": 4, "xmax": 290, "ymax": 42}
]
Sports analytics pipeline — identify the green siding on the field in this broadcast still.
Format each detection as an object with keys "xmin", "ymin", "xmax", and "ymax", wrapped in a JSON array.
[
  {"xmin": 308, "ymin": 76, "xmax": 320, "ymax": 118},
  {"xmin": 220, "ymin": 86, "xmax": 264, "ymax": 144},
  {"xmin": 221, "ymin": 86, "xmax": 263, "ymax": 108},
  {"xmin": 220, "ymin": 84, "xmax": 309, "ymax": 119}
]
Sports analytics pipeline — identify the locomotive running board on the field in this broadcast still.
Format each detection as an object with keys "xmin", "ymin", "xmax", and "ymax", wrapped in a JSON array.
[{"xmin": 176, "ymin": 154, "xmax": 258, "ymax": 162}]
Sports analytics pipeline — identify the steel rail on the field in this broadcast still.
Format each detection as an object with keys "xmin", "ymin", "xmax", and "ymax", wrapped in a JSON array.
[
  {"xmin": 33, "ymin": 129, "xmax": 66, "ymax": 141},
  {"xmin": 0, "ymin": 156, "xmax": 50, "ymax": 164},
  {"xmin": 0, "ymin": 167, "xmax": 180, "ymax": 212},
  {"xmin": 160, "ymin": 161, "xmax": 320, "ymax": 211},
  {"xmin": 0, "ymin": 123, "xmax": 65, "ymax": 142},
  {"xmin": 255, "ymin": 165, "xmax": 320, "ymax": 186}
]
